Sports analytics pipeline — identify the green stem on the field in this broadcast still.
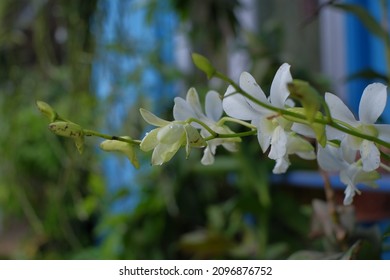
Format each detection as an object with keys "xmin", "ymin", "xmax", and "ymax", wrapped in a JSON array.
[
  {"xmin": 186, "ymin": 118, "xmax": 218, "ymax": 137},
  {"xmin": 381, "ymin": 150, "xmax": 390, "ymax": 162},
  {"xmin": 83, "ymin": 129, "xmax": 141, "ymax": 145},
  {"xmin": 217, "ymin": 116, "xmax": 256, "ymax": 129},
  {"xmin": 321, "ymin": 98, "xmax": 333, "ymax": 123},
  {"xmin": 380, "ymin": 163, "xmax": 390, "ymax": 172},
  {"xmin": 186, "ymin": 116, "xmax": 256, "ymax": 141},
  {"xmin": 204, "ymin": 130, "xmax": 257, "ymax": 141}
]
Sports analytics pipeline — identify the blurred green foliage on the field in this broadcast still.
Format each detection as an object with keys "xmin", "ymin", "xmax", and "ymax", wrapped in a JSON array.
[{"xmin": 0, "ymin": 0, "xmax": 101, "ymax": 258}]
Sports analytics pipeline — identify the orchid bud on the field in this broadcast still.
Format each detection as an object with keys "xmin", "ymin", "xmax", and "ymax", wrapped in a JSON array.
[
  {"xmin": 36, "ymin": 100, "xmax": 57, "ymax": 122},
  {"xmin": 49, "ymin": 121, "xmax": 85, "ymax": 154},
  {"xmin": 192, "ymin": 53, "xmax": 216, "ymax": 79},
  {"xmin": 100, "ymin": 137, "xmax": 139, "ymax": 169}
]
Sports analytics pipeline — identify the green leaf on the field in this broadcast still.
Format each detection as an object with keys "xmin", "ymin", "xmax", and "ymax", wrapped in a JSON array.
[
  {"xmin": 100, "ymin": 137, "xmax": 140, "ymax": 169},
  {"xmin": 49, "ymin": 121, "xmax": 85, "ymax": 154},
  {"xmin": 191, "ymin": 53, "xmax": 216, "ymax": 79},
  {"xmin": 333, "ymin": 3, "xmax": 389, "ymax": 44},
  {"xmin": 287, "ymin": 80, "xmax": 322, "ymax": 124}
]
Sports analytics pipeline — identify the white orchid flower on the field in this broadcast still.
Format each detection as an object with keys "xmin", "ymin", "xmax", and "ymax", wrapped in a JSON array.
[
  {"xmin": 139, "ymin": 108, "xmax": 205, "ymax": 165},
  {"xmin": 325, "ymin": 83, "xmax": 390, "ymax": 172},
  {"xmin": 222, "ymin": 63, "xmax": 315, "ymax": 173},
  {"xmin": 173, "ymin": 88, "xmax": 240, "ymax": 165},
  {"xmin": 317, "ymin": 144, "xmax": 380, "ymax": 205}
]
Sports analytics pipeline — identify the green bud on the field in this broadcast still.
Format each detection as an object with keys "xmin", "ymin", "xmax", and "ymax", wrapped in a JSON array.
[
  {"xmin": 100, "ymin": 137, "xmax": 139, "ymax": 169},
  {"xmin": 191, "ymin": 53, "xmax": 216, "ymax": 79},
  {"xmin": 49, "ymin": 121, "xmax": 85, "ymax": 154},
  {"xmin": 287, "ymin": 80, "xmax": 322, "ymax": 123},
  {"xmin": 36, "ymin": 100, "xmax": 58, "ymax": 122}
]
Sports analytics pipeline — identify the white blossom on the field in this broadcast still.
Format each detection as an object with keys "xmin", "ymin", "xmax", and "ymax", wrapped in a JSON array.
[
  {"xmin": 173, "ymin": 88, "xmax": 240, "ymax": 165},
  {"xmin": 222, "ymin": 63, "xmax": 315, "ymax": 173},
  {"xmin": 139, "ymin": 108, "xmax": 205, "ymax": 165},
  {"xmin": 325, "ymin": 83, "xmax": 390, "ymax": 171},
  {"xmin": 317, "ymin": 144, "xmax": 380, "ymax": 205}
]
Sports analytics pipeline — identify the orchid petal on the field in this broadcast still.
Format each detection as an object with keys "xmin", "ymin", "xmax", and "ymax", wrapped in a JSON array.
[
  {"xmin": 254, "ymin": 117, "xmax": 275, "ymax": 152},
  {"xmin": 359, "ymin": 83, "xmax": 387, "ymax": 124},
  {"xmin": 205, "ymin": 90, "xmax": 223, "ymax": 121},
  {"xmin": 375, "ymin": 124, "xmax": 390, "ymax": 142},
  {"xmin": 291, "ymin": 123, "xmax": 316, "ymax": 138},
  {"xmin": 360, "ymin": 140, "xmax": 380, "ymax": 171},
  {"xmin": 184, "ymin": 124, "xmax": 205, "ymax": 157},
  {"xmin": 272, "ymin": 156, "xmax": 290, "ymax": 174},
  {"xmin": 285, "ymin": 133, "xmax": 316, "ymax": 160},
  {"xmin": 186, "ymin": 87, "xmax": 204, "ymax": 118},
  {"xmin": 223, "ymin": 85, "xmax": 259, "ymax": 120},
  {"xmin": 325, "ymin": 125, "xmax": 345, "ymax": 141},
  {"xmin": 140, "ymin": 108, "xmax": 170, "ymax": 127},
  {"xmin": 342, "ymin": 184, "xmax": 356, "ymax": 206},
  {"xmin": 222, "ymin": 142, "xmax": 239, "ymax": 152},
  {"xmin": 151, "ymin": 141, "xmax": 182, "ymax": 165},
  {"xmin": 355, "ymin": 168, "xmax": 380, "ymax": 187},
  {"xmin": 325, "ymin": 92, "xmax": 357, "ymax": 125},
  {"xmin": 296, "ymin": 150, "xmax": 316, "ymax": 160},
  {"xmin": 317, "ymin": 145, "xmax": 346, "ymax": 172},
  {"xmin": 340, "ymin": 143, "xmax": 357, "ymax": 164},
  {"xmin": 270, "ymin": 63, "xmax": 292, "ymax": 108},
  {"xmin": 343, "ymin": 135, "xmax": 360, "ymax": 150},
  {"xmin": 140, "ymin": 128, "xmax": 159, "ymax": 151},
  {"xmin": 268, "ymin": 126, "xmax": 287, "ymax": 160},
  {"xmin": 239, "ymin": 72, "xmax": 268, "ymax": 113},
  {"xmin": 201, "ymin": 146, "xmax": 215, "ymax": 165},
  {"xmin": 173, "ymin": 97, "xmax": 199, "ymax": 126},
  {"xmin": 157, "ymin": 124, "xmax": 185, "ymax": 144}
]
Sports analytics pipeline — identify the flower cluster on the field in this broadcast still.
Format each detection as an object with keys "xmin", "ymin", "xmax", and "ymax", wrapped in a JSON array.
[
  {"xmin": 136, "ymin": 62, "xmax": 389, "ymax": 205},
  {"xmin": 38, "ymin": 56, "xmax": 390, "ymax": 206}
]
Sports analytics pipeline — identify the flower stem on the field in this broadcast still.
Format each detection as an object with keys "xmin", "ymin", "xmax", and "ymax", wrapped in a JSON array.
[
  {"xmin": 380, "ymin": 162, "xmax": 390, "ymax": 172},
  {"xmin": 83, "ymin": 129, "xmax": 141, "ymax": 145},
  {"xmin": 186, "ymin": 118, "xmax": 218, "ymax": 137},
  {"xmin": 217, "ymin": 117, "xmax": 256, "ymax": 129},
  {"xmin": 204, "ymin": 130, "xmax": 257, "ymax": 141}
]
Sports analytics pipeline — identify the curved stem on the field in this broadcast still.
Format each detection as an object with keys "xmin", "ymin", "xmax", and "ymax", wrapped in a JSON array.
[
  {"xmin": 83, "ymin": 129, "xmax": 141, "ymax": 145},
  {"xmin": 217, "ymin": 117, "xmax": 256, "ymax": 129},
  {"xmin": 186, "ymin": 118, "xmax": 217, "ymax": 137},
  {"xmin": 204, "ymin": 130, "xmax": 257, "ymax": 141},
  {"xmin": 380, "ymin": 162, "xmax": 390, "ymax": 172},
  {"xmin": 321, "ymin": 98, "xmax": 333, "ymax": 123}
]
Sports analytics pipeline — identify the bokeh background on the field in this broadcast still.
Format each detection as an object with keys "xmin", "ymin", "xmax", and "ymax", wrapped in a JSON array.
[{"xmin": 0, "ymin": 0, "xmax": 389, "ymax": 259}]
